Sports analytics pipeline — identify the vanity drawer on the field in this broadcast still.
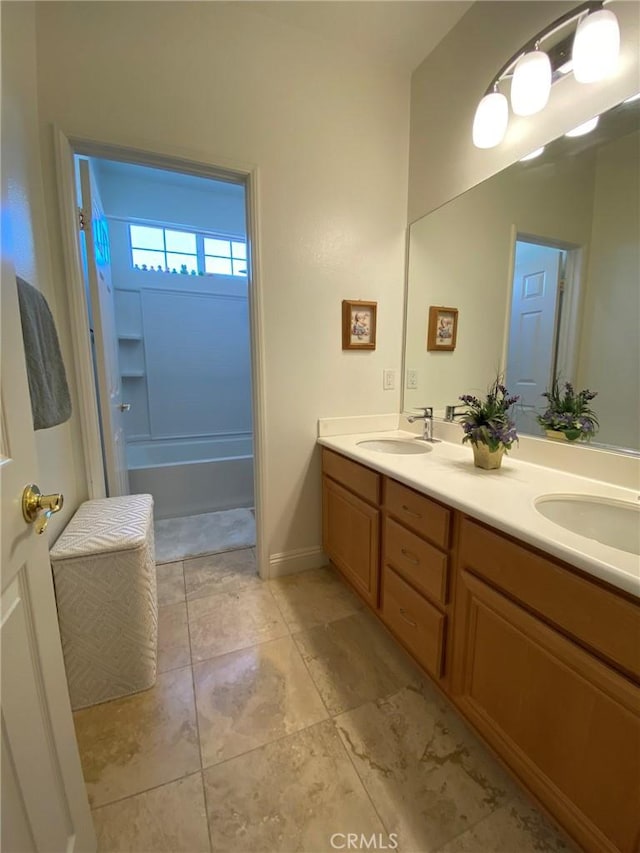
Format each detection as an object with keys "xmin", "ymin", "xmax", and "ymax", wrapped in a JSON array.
[
  {"xmin": 459, "ymin": 517, "xmax": 640, "ymax": 680},
  {"xmin": 384, "ymin": 516, "xmax": 447, "ymax": 605},
  {"xmin": 322, "ymin": 449, "xmax": 380, "ymax": 505},
  {"xmin": 382, "ymin": 565, "xmax": 445, "ymax": 679},
  {"xmin": 384, "ymin": 478, "xmax": 451, "ymax": 549}
]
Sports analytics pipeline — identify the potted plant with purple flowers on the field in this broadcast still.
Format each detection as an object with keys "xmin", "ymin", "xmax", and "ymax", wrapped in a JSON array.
[
  {"xmin": 459, "ymin": 376, "xmax": 519, "ymax": 470},
  {"xmin": 536, "ymin": 379, "xmax": 599, "ymax": 442}
]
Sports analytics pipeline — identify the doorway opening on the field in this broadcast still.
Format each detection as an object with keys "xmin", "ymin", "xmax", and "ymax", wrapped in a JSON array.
[
  {"xmin": 505, "ymin": 234, "xmax": 583, "ymax": 437},
  {"xmin": 74, "ymin": 154, "xmax": 257, "ymax": 565}
]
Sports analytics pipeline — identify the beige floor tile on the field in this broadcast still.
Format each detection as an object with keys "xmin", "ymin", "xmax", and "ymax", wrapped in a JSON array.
[
  {"xmin": 203, "ymin": 719, "xmax": 386, "ymax": 853},
  {"xmin": 184, "ymin": 548, "xmax": 260, "ymax": 601},
  {"xmin": 194, "ymin": 636, "xmax": 328, "ymax": 767},
  {"xmin": 74, "ymin": 667, "xmax": 200, "ymax": 808},
  {"xmin": 269, "ymin": 566, "xmax": 363, "ymax": 632},
  {"xmin": 437, "ymin": 789, "xmax": 574, "ymax": 852},
  {"xmin": 335, "ymin": 684, "xmax": 516, "ymax": 852},
  {"xmin": 293, "ymin": 609, "xmax": 422, "ymax": 715},
  {"xmin": 188, "ymin": 586, "xmax": 288, "ymax": 662},
  {"xmin": 157, "ymin": 603, "xmax": 190, "ymax": 673},
  {"xmin": 156, "ymin": 562, "xmax": 185, "ymax": 606},
  {"xmin": 92, "ymin": 773, "xmax": 210, "ymax": 852}
]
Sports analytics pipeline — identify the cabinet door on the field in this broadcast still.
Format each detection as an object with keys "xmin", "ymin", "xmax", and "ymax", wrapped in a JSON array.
[
  {"xmin": 322, "ymin": 476, "xmax": 380, "ymax": 608},
  {"xmin": 453, "ymin": 570, "xmax": 640, "ymax": 853}
]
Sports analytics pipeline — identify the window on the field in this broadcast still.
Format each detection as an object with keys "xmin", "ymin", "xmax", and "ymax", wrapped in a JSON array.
[
  {"xmin": 204, "ymin": 238, "xmax": 247, "ymax": 276},
  {"xmin": 129, "ymin": 224, "xmax": 247, "ymax": 277}
]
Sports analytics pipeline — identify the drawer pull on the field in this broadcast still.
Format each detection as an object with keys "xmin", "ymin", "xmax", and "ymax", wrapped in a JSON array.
[
  {"xmin": 399, "ymin": 608, "xmax": 417, "ymax": 628},
  {"xmin": 400, "ymin": 547, "xmax": 420, "ymax": 565},
  {"xmin": 401, "ymin": 504, "xmax": 422, "ymax": 519}
]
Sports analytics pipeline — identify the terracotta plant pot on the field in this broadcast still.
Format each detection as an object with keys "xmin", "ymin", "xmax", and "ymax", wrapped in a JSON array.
[{"xmin": 472, "ymin": 443, "xmax": 505, "ymax": 470}]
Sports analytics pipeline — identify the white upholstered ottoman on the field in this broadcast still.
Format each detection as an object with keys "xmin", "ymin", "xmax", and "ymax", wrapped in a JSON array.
[{"xmin": 50, "ymin": 494, "xmax": 158, "ymax": 710}]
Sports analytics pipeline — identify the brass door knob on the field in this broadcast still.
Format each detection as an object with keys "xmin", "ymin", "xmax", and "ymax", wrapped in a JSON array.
[{"xmin": 22, "ymin": 484, "xmax": 64, "ymax": 535}]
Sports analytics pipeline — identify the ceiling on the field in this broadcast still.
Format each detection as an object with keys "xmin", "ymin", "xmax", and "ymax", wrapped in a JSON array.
[{"xmin": 239, "ymin": 1, "xmax": 474, "ymax": 74}]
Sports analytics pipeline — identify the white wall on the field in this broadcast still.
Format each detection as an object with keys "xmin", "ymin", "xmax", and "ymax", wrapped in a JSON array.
[
  {"xmin": 404, "ymin": 148, "xmax": 596, "ymax": 413},
  {"xmin": 577, "ymin": 130, "xmax": 640, "ymax": 450},
  {"xmin": 1, "ymin": 1, "xmax": 83, "ymax": 541},
  {"xmin": 97, "ymin": 161, "xmax": 246, "ymax": 236},
  {"xmin": 98, "ymin": 165, "xmax": 252, "ymax": 453},
  {"xmin": 110, "ymin": 229, "xmax": 253, "ymax": 451},
  {"xmin": 409, "ymin": 1, "xmax": 640, "ymax": 222},
  {"xmin": 35, "ymin": 2, "xmax": 410, "ymax": 569}
]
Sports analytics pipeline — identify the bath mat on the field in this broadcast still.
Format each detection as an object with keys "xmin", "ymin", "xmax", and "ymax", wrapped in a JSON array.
[{"xmin": 154, "ymin": 508, "xmax": 255, "ymax": 564}]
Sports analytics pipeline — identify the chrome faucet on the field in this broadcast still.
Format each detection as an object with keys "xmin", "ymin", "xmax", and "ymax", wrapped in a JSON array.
[
  {"xmin": 445, "ymin": 404, "xmax": 466, "ymax": 422},
  {"xmin": 407, "ymin": 407, "xmax": 435, "ymax": 442}
]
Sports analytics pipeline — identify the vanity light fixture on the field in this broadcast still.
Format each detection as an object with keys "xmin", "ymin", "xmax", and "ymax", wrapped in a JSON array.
[
  {"xmin": 472, "ymin": 1, "xmax": 621, "ymax": 149},
  {"xmin": 472, "ymin": 88, "xmax": 509, "ymax": 148},
  {"xmin": 511, "ymin": 49, "xmax": 552, "ymax": 116},
  {"xmin": 572, "ymin": 8, "xmax": 620, "ymax": 82},
  {"xmin": 565, "ymin": 115, "xmax": 600, "ymax": 136},
  {"xmin": 520, "ymin": 146, "xmax": 545, "ymax": 161}
]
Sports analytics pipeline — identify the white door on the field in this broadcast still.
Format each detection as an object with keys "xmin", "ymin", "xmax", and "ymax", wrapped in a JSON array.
[
  {"xmin": 79, "ymin": 158, "xmax": 129, "ymax": 497},
  {"xmin": 0, "ymin": 233, "xmax": 96, "ymax": 846},
  {"xmin": 506, "ymin": 241, "xmax": 562, "ymax": 435}
]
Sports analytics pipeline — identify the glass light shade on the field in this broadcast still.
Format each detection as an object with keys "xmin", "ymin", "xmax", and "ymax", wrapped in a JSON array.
[
  {"xmin": 565, "ymin": 116, "xmax": 599, "ymax": 137},
  {"xmin": 572, "ymin": 9, "xmax": 620, "ymax": 83},
  {"xmin": 472, "ymin": 92, "xmax": 509, "ymax": 148},
  {"xmin": 511, "ymin": 51, "xmax": 552, "ymax": 116},
  {"xmin": 520, "ymin": 146, "xmax": 545, "ymax": 162}
]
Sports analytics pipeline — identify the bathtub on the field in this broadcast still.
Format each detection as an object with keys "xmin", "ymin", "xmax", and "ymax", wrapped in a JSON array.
[{"xmin": 127, "ymin": 436, "xmax": 254, "ymax": 520}]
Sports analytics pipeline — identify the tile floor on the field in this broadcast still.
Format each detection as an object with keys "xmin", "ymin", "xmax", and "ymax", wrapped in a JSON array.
[{"xmin": 74, "ymin": 550, "xmax": 573, "ymax": 853}]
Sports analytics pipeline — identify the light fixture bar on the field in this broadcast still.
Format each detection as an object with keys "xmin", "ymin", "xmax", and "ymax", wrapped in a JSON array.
[{"xmin": 482, "ymin": 0, "xmax": 603, "ymax": 97}]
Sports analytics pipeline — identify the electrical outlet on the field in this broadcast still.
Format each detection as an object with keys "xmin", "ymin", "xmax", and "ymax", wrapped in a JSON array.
[
  {"xmin": 383, "ymin": 369, "xmax": 395, "ymax": 391},
  {"xmin": 406, "ymin": 369, "xmax": 418, "ymax": 390}
]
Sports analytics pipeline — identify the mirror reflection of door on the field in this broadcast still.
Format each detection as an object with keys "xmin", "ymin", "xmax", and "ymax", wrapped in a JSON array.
[{"xmin": 506, "ymin": 238, "xmax": 567, "ymax": 436}]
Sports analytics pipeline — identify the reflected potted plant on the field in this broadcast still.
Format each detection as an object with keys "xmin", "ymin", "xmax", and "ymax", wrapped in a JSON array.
[
  {"xmin": 459, "ymin": 377, "xmax": 519, "ymax": 470},
  {"xmin": 537, "ymin": 379, "xmax": 599, "ymax": 442}
]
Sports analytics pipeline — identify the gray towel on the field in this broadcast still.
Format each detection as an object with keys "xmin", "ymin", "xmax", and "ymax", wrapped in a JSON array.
[{"xmin": 17, "ymin": 276, "xmax": 72, "ymax": 430}]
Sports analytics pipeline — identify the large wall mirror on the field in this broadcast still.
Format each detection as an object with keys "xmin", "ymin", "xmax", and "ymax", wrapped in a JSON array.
[{"xmin": 403, "ymin": 96, "xmax": 640, "ymax": 454}]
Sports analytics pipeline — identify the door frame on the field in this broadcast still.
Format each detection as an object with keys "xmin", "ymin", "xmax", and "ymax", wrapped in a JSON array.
[
  {"xmin": 500, "ymin": 225, "xmax": 585, "ymax": 385},
  {"xmin": 53, "ymin": 128, "xmax": 269, "ymax": 579}
]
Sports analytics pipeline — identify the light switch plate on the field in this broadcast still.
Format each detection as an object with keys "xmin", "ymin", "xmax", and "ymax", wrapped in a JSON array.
[
  {"xmin": 406, "ymin": 369, "xmax": 418, "ymax": 389},
  {"xmin": 383, "ymin": 369, "xmax": 395, "ymax": 391}
]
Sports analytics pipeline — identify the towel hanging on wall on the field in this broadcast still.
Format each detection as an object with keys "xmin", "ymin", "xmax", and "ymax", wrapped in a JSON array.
[{"xmin": 17, "ymin": 276, "xmax": 72, "ymax": 430}]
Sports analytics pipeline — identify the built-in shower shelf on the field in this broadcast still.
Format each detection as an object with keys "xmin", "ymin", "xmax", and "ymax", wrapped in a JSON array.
[
  {"xmin": 118, "ymin": 334, "xmax": 143, "ymax": 341},
  {"xmin": 121, "ymin": 371, "xmax": 145, "ymax": 379}
]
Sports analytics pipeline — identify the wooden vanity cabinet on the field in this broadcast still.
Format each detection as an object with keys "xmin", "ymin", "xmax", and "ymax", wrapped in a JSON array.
[
  {"xmin": 452, "ymin": 517, "xmax": 640, "ymax": 853},
  {"xmin": 381, "ymin": 478, "xmax": 453, "ymax": 682},
  {"xmin": 322, "ymin": 449, "xmax": 381, "ymax": 608}
]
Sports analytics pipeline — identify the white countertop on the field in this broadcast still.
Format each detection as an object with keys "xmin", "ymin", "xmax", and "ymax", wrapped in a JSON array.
[{"xmin": 318, "ymin": 429, "xmax": 640, "ymax": 598}]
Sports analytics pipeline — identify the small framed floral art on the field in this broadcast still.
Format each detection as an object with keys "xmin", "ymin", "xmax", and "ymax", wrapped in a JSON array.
[
  {"xmin": 342, "ymin": 300, "xmax": 377, "ymax": 350},
  {"xmin": 427, "ymin": 306, "xmax": 458, "ymax": 352}
]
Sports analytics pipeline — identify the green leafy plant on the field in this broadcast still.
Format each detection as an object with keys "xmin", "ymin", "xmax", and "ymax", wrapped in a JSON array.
[
  {"xmin": 459, "ymin": 376, "xmax": 519, "ymax": 452},
  {"xmin": 536, "ymin": 378, "xmax": 599, "ymax": 442}
]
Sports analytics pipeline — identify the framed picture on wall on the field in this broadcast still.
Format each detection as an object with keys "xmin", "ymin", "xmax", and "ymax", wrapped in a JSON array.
[
  {"xmin": 342, "ymin": 300, "xmax": 377, "ymax": 350},
  {"xmin": 427, "ymin": 306, "xmax": 458, "ymax": 351}
]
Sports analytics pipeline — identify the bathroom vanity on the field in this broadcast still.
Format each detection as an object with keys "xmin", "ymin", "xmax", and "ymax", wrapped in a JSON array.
[{"xmin": 320, "ymin": 437, "xmax": 640, "ymax": 853}]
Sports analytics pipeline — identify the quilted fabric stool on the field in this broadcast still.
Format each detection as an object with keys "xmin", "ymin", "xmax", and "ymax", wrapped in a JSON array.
[{"xmin": 50, "ymin": 494, "xmax": 157, "ymax": 710}]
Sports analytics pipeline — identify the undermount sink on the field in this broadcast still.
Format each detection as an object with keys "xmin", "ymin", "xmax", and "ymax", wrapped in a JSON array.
[
  {"xmin": 534, "ymin": 494, "xmax": 640, "ymax": 556},
  {"xmin": 356, "ymin": 438, "xmax": 432, "ymax": 455}
]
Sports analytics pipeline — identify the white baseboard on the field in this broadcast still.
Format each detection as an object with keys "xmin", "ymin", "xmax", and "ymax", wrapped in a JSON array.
[{"xmin": 268, "ymin": 546, "xmax": 326, "ymax": 578}]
